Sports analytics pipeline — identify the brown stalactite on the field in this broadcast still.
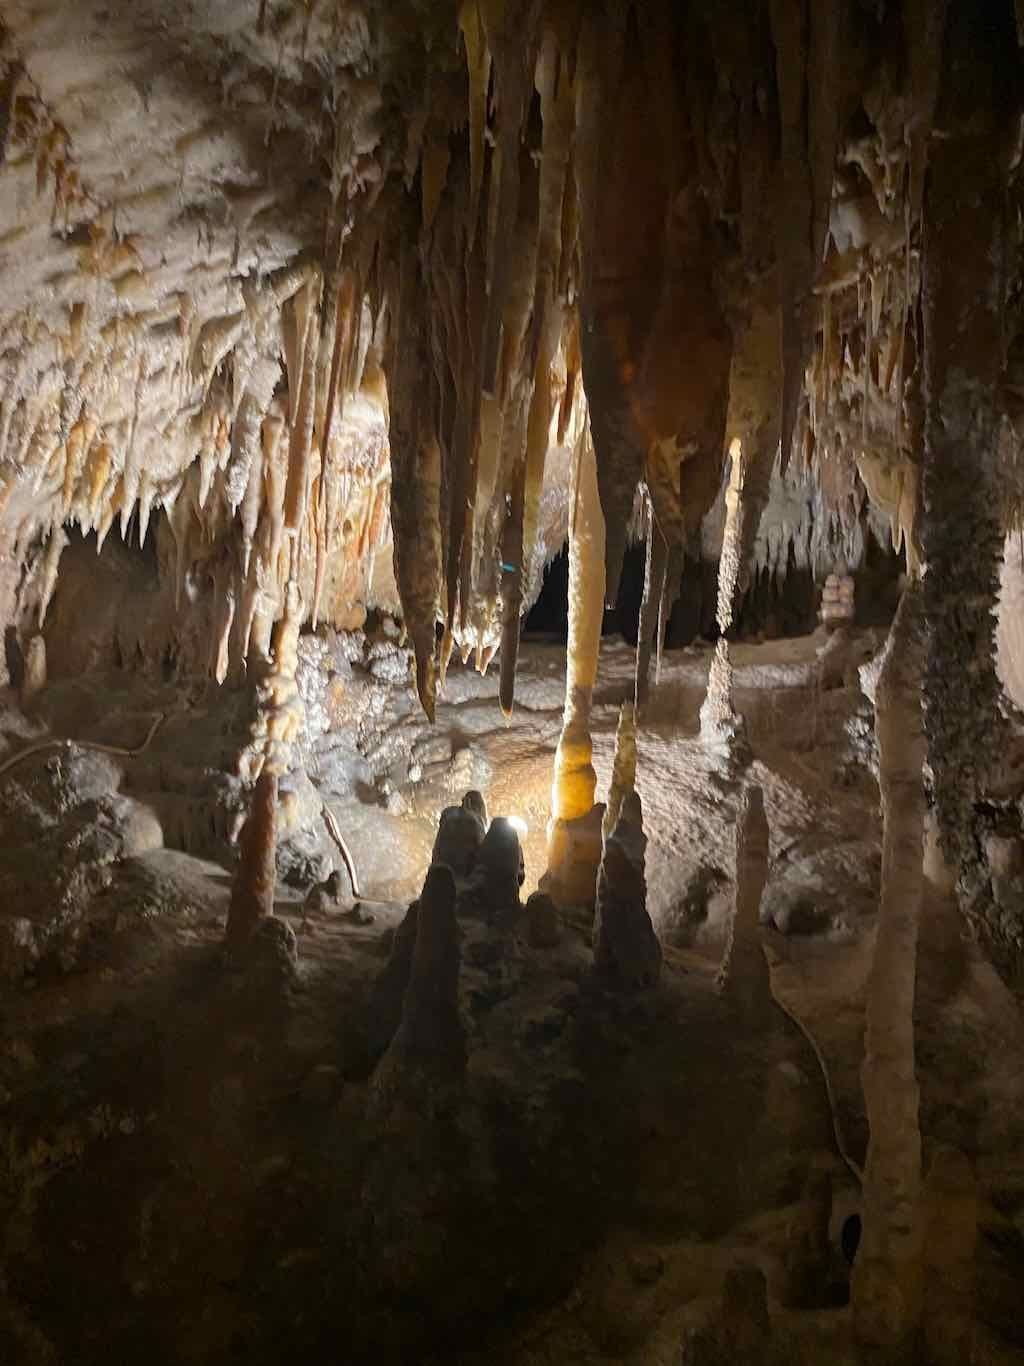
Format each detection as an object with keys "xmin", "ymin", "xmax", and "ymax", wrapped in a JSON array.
[
  {"xmin": 384, "ymin": 235, "xmax": 443, "ymax": 720},
  {"xmin": 769, "ymin": 0, "xmax": 841, "ymax": 471},
  {"xmin": 634, "ymin": 500, "xmax": 668, "ymax": 708}
]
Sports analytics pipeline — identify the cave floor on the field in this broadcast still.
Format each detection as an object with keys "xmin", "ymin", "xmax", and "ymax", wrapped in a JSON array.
[{"xmin": 2, "ymin": 631, "xmax": 1024, "ymax": 1363}]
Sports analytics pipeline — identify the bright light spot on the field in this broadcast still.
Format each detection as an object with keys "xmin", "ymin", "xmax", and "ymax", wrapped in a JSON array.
[{"xmin": 507, "ymin": 814, "xmax": 529, "ymax": 837}]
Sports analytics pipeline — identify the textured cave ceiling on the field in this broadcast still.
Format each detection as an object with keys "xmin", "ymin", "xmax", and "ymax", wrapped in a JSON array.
[{"xmin": 1, "ymin": 0, "xmax": 1023, "ymax": 737}]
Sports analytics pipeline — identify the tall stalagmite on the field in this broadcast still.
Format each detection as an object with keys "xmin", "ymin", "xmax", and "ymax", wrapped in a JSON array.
[
  {"xmin": 225, "ymin": 768, "xmax": 279, "ymax": 955},
  {"xmin": 545, "ymin": 427, "xmax": 606, "ymax": 907},
  {"xmin": 852, "ymin": 585, "xmax": 926, "ymax": 1353},
  {"xmin": 717, "ymin": 783, "xmax": 771, "ymax": 1015}
]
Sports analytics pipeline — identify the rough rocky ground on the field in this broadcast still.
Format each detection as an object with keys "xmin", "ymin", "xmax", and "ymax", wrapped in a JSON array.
[{"xmin": 1, "ymin": 630, "xmax": 1023, "ymax": 1363}]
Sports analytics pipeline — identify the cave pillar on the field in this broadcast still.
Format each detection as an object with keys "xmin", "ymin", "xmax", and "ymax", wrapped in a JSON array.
[
  {"xmin": 920, "ymin": 2, "xmax": 1014, "ymax": 869},
  {"xmin": 544, "ymin": 428, "xmax": 606, "ymax": 908},
  {"xmin": 852, "ymin": 584, "xmax": 926, "ymax": 1355},
  {"xmin": 700, "ymin": 442, "xmax": 746, "ymax": 746},
  {"xmin": 225, "ymin": 583, "xmax": 304, "ymax": 953}
]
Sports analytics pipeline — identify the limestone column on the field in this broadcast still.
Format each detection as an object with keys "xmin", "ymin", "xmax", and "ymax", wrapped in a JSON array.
[
  {"xmin": 921, "ymin": 0, "xmax": 1015, "ymax": 869},
  {"xmin": 700, "ymin": 441, "xmax": 746, "ymax": 745},
  {"xmin": 544, "ymin": 427, "xmax": 606, "ymax": 907},
  {"xmin": 225, "ymin": 582, "xmax": 304, "ymax": 953},
  {"xmin": 852, "ymin": 584, "xmax": 926, "ymax": 1355},
  {"xmin": 717, "ymin": 783, "xmax": 771, "ymax": 1015}
]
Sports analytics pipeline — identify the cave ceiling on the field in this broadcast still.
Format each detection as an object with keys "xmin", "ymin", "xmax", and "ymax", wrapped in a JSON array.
[{"xmin": 1, "ymin": 0, "xmax": 1023, "ymax": 714}]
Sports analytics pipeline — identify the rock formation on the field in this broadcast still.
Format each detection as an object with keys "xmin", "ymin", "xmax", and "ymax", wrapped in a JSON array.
[
  {"xmin": 593, "ymin": 790, "xmax": 661, "ymax": 990},
  {"xmin": 700, "ymin": 445, "xmax": 747, "ymax": 746},
  {"xmin": 4, "ymin": 3, "xmax": 1024, "ymax": 1361},
  {"xmin": 431, "ymin": 803, "xmax": 485, "ymax": 878},
  {"xmin": 853, "ymin": 585, "xmax": 927, "ymax": 1355},
  {"xmin": 224, "ymin": 767, "xmax": 279, "ymax": 955},
  {"xmin": 602, "ymin": 701, "xmax": 637, "ymax": 843},
  {"xmin": 366, "ymin": 900, "xmax": 420, "ymax": 1064},
  {"xmin": 545, "ymin": 428, "xmax": 606, "ymax": 908},
  {"xmin": 472, "ymin": 816, "xmax": 524, "ymax": 912},
  {"xmin": 376, "ymin": 865, "xmax": 465, "ymax": 1083},
  {"xmin": 717, "ymin": 785, "xmax": 771, "ymax": 1015}
]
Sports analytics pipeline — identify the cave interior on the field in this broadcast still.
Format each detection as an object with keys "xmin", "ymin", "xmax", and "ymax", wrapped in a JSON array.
[{"xmin": 3, "ymin": 1, "xmax": 1024, "ymax": 1363}]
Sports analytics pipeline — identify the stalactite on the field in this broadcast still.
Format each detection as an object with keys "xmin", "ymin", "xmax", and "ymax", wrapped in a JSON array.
[
  {"xmin": 769, "ymin": 0, "xmax": 840, "ymax": 470},
  {"xmin": 852, "ymin": 585, "xmax": 926, "ymax": 1355},
  {"xmin": 385, "ymin": 237, "xmax": 443, "ymax": 720},
  {"xmin": 313, "ymin": 270, "xmax": 355, "ymax": 628},
  {"xmin": 37, "ymin": 521, "xmax": 67, "ymax": 626},
  {"xmin": 494, "ymin": 133, "xmax": 542, "ymax": 716},
  {"xmin": 283, "ymin": 276, "xmax": 322, "ymax": 538},
  {"xmin": 634, "ymin": 497, "xmax": 668, "ymax": 707},
  {"xmin": 700, "ymin": 445, "xmax": 746, "ymax": 746},
  {"xmin": 478, "ymin": 1, "xmax": 540, "ymax": 395},
  {"xmin": 544, "ymin": 426, "xmax": 606, "ymax": 908},
  {"xmin": 458, "ymin": 0, "xmax": 490, "ymax": 242}
]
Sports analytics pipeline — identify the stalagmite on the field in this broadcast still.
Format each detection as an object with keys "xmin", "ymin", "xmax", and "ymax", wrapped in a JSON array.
[
  {"xmin": 852, "ymin": 585, "xmax": 926, "ymax": 1354},
  {"xmin": 472, "ymin": 817, "xmax": 524, "ymax": 911},
  {"xmin": 20, "ymin": 633, "xmax": 46, "ymax": 707},
  {"xmin": 603, "ymin": 702, "xmax": 636, "ymax": 843},
  {"xmin": 700, "ymin": 445, "xmax": 746, "ymax": 747},
  {"xmin": 593, "ymin": 790, "xmax": 661, "ymax": 990},
  {"xmin": 378, "ymin": 864, "xmax": 465, "ymax": 1082},
  {"xmin": 224, "ymin": 767, "xmax": 279, "ymax": 955},
  {"xmin": 367, "ymin": 900, "xmax": 419, "ymax": 1063},
  {"xmin": 544, "ymin": 427, "xmax": 606, "ymax": 908},
  {"xmin": 717, "ymin": 784, "xmax": 771, "ymax": 1015},
  {"xmin": 431, "ymin": 803, "xmax": 484, "ymax": 878}
]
